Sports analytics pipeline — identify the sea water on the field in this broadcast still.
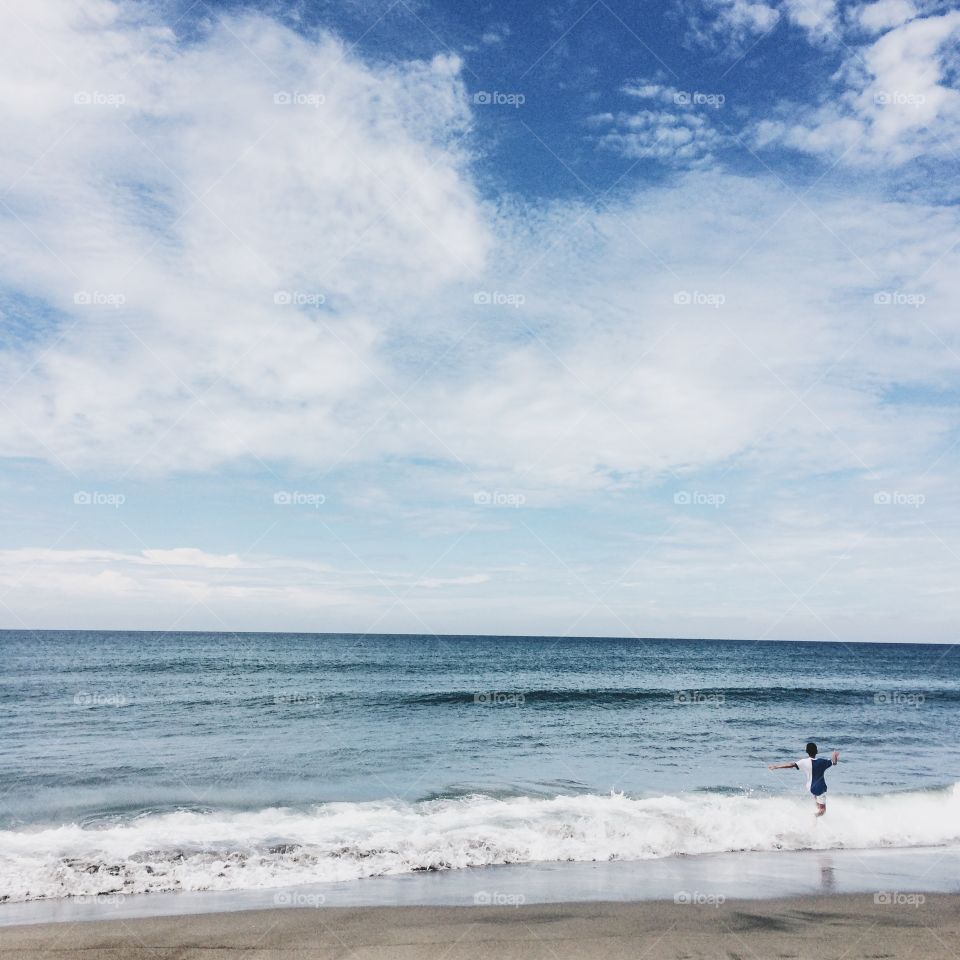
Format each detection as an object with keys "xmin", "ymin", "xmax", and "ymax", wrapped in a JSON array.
[{"xmin": 1, "ymin": 631, "xmax": 958, "ymax": 904}]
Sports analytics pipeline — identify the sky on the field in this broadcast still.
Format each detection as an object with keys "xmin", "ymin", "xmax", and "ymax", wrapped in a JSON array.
[{"xmin": 0, "ymin": 0, "xmax": 959, "ymax": 641}]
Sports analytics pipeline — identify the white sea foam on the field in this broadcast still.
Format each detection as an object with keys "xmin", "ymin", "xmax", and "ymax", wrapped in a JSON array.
[{"xmin": 2, "ymin": 785, "xmax": 958, "ymax": 902}]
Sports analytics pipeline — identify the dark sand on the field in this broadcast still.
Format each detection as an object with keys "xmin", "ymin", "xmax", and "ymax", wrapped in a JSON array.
[{"xmin": 1, "ymin": 894, "xmax": 957, "ymax": 959}]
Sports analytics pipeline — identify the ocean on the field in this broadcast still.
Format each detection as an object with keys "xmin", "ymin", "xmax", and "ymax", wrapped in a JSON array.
[{"xmin": 2, "ymin": 631, "xmax": 959, "ymax": 908}]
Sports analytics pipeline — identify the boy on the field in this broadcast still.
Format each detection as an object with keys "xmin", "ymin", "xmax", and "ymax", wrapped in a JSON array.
[{"xmin": 768, "ymin": 742, "xmax": 840, "ymax": 817}]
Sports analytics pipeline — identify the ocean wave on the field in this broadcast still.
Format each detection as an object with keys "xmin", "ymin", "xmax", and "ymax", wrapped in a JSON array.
[
  {"xmin": 2, "ymin": 785, "xmax": 958, "ymax": 903},
  {"xmin": 399, "ymin": 687, "xmax": 960, "ymax": 707},
  {"xmin": 12, "ymin": 686, "xmax": 960, "ymax": 711}
]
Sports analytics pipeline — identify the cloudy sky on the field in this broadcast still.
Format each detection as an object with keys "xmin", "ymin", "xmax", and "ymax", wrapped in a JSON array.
[{"xmin": 1, "ymin": 0, "xmax": 958, "ymax": 641}]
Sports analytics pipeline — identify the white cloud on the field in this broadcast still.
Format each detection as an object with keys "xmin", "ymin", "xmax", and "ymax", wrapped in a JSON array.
[
  {"xmin": 683, "ymin": 0, "xmax": 780, "ymax": 53},
  {"xmin": 412, "ymin": 170, "xmax": 960, "ymax": 493},
  {"xmin": 753, "ymin": 10, "xmax": 960, "ymax": 163},
  {"xmin": 783, "ymin": 0, "xmax": 839, "ymax": 38},
  {"xmin": 0, "ymin": 0, "xmax": 489, "ymax": 474},
  {"xmin": 0, "ymin": 547, "xmax": 251, "ymax": 571},
  {"xmin": 856, "ymin": 0, "xmax": 917, "ymax": 33},
  {"xmin": 139, "ymin": 548, "xmax": 245, "ymax": 569},
  {"xmin": 621, "ymin": 81, "xmax": 689, "ymax": 106},
  {"xmin": 480, "ymin": 23, "xmax": 510, "ymax": 44},
  {"xmin": 622, "ymin": 82, "xmax": 675, "ymax": 102},
  {"xmin": 414, "ymin": 573, "xmax": 490, "ymax": 588},
  {"xmin": 597, "ymin": 80, "xmax": 729, "ymax": 165},
  {"xmin": 0, "ymin": 545, "xmax": 500, "ymax": 633},
  {"xmin": 592, "ymin": 108, "xmax": 726, "ymax": 165}
]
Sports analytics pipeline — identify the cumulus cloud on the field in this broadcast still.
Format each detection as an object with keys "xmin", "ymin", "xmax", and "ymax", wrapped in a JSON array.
[
  {"xmin": 590, "ymin": 81, "xmax": 728, "ymax": 166},
  {"xmin": 856, "ymin": 0, "xmax": 917, "ymax": 33},
  {"xmin": 753, "ymin": 9, "xmax": 960, "ymax": 163},
  {"xmin": 0, "ymin": 0, "xmax": 489, "ymax": 474},
  {"xmin": 782, "ymin": 0, "xmax": 839, "ymax": 38},
  {"xmin": 682, "ymin": 0, "xmax": 781, "ymax": 53},
  {"xmin": 592, "ymin": 109, "xmax": 726, "ymax": 164}
]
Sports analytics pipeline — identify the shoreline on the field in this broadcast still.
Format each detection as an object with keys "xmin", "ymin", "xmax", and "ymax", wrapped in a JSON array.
[
  {"xmin": 1, "ymin": 893, "xmax": 958, "ymax": 959},
  {"xmin": 3, "ymin": 845, "xmax": 958, "ymax": 929}
]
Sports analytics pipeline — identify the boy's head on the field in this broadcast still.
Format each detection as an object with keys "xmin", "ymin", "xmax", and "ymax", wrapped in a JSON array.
[{"xmin": 806, "ymin": 742, "xmax": 818, "ymax": 757}]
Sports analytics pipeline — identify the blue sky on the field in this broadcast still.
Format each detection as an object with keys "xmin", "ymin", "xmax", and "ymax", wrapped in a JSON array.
[{"xmin": 1, "ymin": 0, "xmax": 959, "ymax": 640}]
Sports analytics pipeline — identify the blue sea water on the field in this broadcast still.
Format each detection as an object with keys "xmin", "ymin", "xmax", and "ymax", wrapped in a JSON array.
[{"xmin": 1, "ymin": 631, "xmax": 958, "ymax": 904}]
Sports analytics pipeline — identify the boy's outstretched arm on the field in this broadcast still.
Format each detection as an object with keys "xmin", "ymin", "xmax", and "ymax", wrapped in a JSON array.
[{"xmin": 767, "ymin": 761, "xmax": 799, "ymax": 770}]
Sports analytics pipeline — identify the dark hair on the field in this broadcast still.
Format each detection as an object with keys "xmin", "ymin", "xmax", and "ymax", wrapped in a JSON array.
[{"xmin": 806, "ymin": 742, "xmax": 818, "ymax": 757}]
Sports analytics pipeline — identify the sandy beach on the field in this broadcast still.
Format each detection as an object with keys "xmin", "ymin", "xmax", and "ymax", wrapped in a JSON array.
[{"xmin": 1, "ymin": 893, "xmax": 957, "ymax": 959}]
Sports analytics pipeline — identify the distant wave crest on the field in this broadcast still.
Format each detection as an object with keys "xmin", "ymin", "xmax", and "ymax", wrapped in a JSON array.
[{"xmin": 400, "ymin": 687, "xmax": 960, "ymax": 707}]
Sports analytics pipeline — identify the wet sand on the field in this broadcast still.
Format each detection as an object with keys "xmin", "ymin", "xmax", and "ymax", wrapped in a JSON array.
[{"xmin": 1, "ymin": 893, "xmax": 957, "ymax": 959}]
